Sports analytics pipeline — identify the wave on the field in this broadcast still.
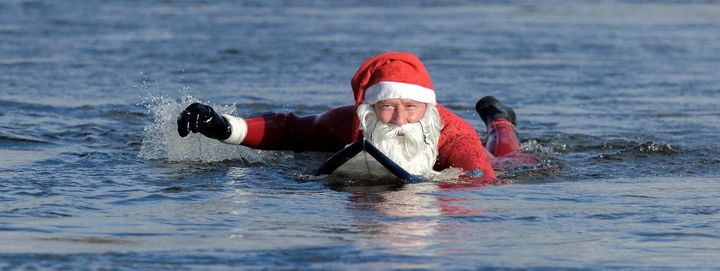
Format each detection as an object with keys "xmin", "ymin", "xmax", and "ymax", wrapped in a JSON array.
[
  {"xmin": 505, "ymin": 133, "xmax": 720, "ymax": 182},
  {"xmin": 524, "ymin": 134, "xmax": 685, "ymax": 156},
  {"xmin": 0, "ymin": 134, "xmax": 50, "ymax": 145}
]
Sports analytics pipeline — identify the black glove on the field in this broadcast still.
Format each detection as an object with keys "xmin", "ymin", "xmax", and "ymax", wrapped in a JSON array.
[{"xmin": 177, "ymin": 103, "xmax": 232, "ymax": 140}]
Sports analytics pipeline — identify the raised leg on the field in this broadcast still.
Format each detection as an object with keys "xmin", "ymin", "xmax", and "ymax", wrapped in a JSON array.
[
  {"xmin": 476, "ymin": 96, "xmax": 520, "ymax": 157},
  {"xmin": 476, "ymin": 96, "xmax": 538, "ymax": 167},
  {"xmin": 486, "ymin": 118, "xmax": 520, "ymax": 157}
]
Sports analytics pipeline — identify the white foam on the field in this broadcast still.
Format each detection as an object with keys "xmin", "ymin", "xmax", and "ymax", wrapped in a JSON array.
[{"xmin": 139, "ymin": 95, "xmax": 263, "ymax": 164}]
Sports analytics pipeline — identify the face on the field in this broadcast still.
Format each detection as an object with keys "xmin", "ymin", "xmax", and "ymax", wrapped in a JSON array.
[
  {"xmin": 372, "ymin": 99, "xmax": 428, "ymax": 126},
  {"xmin": 357, "ymin": 103, "xmax": 442, "ymax": 176}
]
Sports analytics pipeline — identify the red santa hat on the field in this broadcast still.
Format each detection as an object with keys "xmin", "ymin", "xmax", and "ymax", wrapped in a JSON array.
[
  {"xmin": 351, "ymin": 51, "xmax": 436, "ymax": 108},
  {"xmin": 350, "ymin": 52, "xmax": 436, "ymax": 140}
]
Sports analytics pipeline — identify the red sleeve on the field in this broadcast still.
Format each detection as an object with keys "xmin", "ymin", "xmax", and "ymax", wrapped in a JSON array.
[
  {"xmin": 241, "ymin": 106, "xmax": 356, "ymax": 152},
  {"xmin": 434, "ymin": 105, "xmax": 496, "ymax": 179}
]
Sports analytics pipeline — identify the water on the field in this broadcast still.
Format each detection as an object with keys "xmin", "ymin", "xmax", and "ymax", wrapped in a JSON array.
[{"xmin": 2, "ymin": 0, "xmax": 719, "ymax": 269}]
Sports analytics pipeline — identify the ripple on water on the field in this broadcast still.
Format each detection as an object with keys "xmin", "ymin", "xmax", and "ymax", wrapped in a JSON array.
[
  {"xmin": 0, "ymin": 134, "xmax": 50, "ymax": 147},
  {"xmin": 1, "ymin": 0, "xmax": 720, "ymax": 269},
  {"xmin": 110, "ymin": 192, "xmax": 206, "ymax": 206},
  {"xmin": 0, "ymin": 149, "xmax": 59, "ymax": 168}
]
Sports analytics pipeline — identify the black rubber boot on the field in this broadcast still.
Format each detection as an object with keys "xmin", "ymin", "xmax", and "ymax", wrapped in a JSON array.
[{"xmin": 475, "ymin": 96, "xmax": 516, "ymax": 127}]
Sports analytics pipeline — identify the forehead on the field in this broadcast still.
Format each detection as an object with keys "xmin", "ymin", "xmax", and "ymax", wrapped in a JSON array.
[{"xmin": 375, "ymin": 98, "xmax": 424, "ymax": 105}]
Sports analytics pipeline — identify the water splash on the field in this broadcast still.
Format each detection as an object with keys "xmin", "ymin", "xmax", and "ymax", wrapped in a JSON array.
[
  {"xmin": 139, "ymin": 95, "xmax": 263, "ymax": 164},
  {"xmin": 520, "ymin": 139, "xmax": 560, "ymax": 155},
  {"xmin": 633, "ymin": 142, "xmax": 683, "ymax": 154}
]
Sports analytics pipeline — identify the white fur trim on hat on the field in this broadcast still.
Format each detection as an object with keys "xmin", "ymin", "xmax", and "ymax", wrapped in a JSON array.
[
  {"xmin": 363, "ymin": 81, "xmax": 436, "ymax": 105},
  {"xmin": 221, "ymin": 114, "xmax": 247, "ymax": 145}
]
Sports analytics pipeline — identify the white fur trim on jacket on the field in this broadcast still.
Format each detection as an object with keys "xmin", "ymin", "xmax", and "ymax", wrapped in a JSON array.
[
  {"xmin": 363, "ymin": 81, "xmax": 436, "ymax": 105},
  {"xmin": 221, "ymin": 114, "xmax": 247, "ymax": 145}
]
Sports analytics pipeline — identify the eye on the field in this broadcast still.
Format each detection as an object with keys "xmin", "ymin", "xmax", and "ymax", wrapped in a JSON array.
[
  {"xmin": 375, "ymin": 103, "xmax": 394, "ymax": 111},
  {"xmin": 405, "ymin": 104, "xmax": 418, "ymax": 111}
]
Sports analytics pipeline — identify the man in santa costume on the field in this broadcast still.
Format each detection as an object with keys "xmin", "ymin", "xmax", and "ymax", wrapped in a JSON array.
[{"xmin": 177, "ymin": 51, "xmax": 527, "ymax": 181}]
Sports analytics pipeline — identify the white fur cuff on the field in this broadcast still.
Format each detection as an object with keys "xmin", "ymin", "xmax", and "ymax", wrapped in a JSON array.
[{"xmin": 221, "ymin": 114, "xmax": 248, "ymax": 145}]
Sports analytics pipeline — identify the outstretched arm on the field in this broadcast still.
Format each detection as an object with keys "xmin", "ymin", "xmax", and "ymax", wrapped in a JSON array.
[
  {"xmin": 178, "ymin": 103, "xmax": 357, "ymax": 152},
  {"xmin": 223, "ymin": 106, "xmax": 356, "ymax": 152}
]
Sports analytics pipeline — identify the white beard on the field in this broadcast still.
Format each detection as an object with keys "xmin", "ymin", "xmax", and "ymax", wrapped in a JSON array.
[{"xmin": 357, "ymin": 103, "xmax": 443, "ymax": 177}]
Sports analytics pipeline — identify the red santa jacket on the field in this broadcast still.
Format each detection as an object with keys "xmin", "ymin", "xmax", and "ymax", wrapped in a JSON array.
[{"xmin": 236, "ymin": 104, "xmax": 496, "ymax": 179}]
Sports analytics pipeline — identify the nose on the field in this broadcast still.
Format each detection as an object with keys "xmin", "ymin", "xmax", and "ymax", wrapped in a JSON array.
[{"xmin": 391, "ymin": 108, "xmax": 407, "ymax": 126}]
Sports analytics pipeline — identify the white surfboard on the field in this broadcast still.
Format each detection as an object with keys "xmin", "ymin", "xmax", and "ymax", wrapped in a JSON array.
[{"xmin": 315, "ymin": 139, "xmax": 422, "ymax": 184}]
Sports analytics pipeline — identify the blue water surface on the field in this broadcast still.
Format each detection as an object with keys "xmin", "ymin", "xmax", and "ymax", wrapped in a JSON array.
[{"xmin": 1, "ymin": 0, "xmax": 719, "ymax": 270}]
